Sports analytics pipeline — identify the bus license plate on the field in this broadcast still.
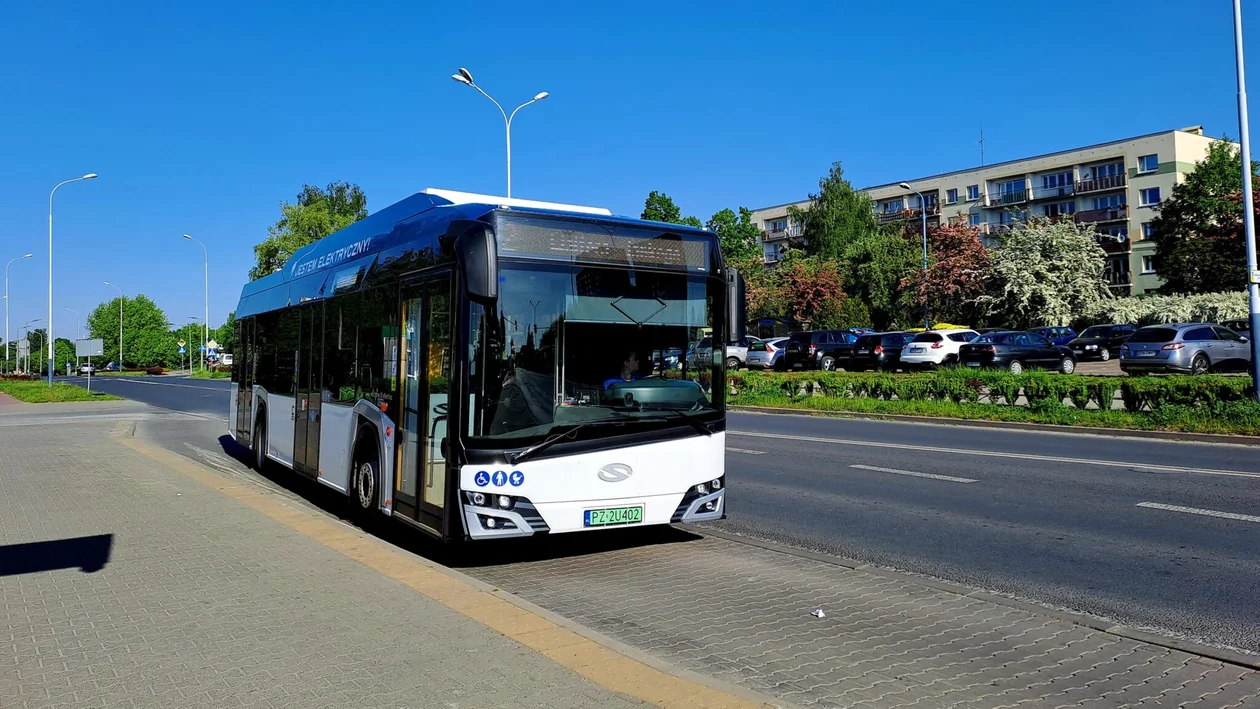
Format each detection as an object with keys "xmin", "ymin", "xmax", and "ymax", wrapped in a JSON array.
[{"xmin": 584, "ymin": 506, "xmax": 644, "ymax": 527}]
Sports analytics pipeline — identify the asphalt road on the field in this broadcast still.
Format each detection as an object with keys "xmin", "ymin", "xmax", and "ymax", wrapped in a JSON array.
[{"xmin": 66, "ymin": 375, "xmax": 1260, "ymax": 653}]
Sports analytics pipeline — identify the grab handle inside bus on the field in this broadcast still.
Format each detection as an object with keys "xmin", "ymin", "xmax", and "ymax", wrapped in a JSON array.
[
  {"xmin": 726, "ymin": 268, "xmax": 746, "ymax": 342},
  {"xmin": 454, "ymin": 224, "xmax": 498, "ymax": 305}
]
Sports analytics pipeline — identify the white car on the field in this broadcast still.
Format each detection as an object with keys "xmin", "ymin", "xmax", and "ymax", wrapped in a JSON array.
[
  {"xmin": 696, "ymin": 335, "xmax": 762, "ymax": 369},
  {"xmin": 899, "ymin": 329, "xmax": 980, "ymax": 369},
  {"xmin": 745, "ymin": 337, "xmax": 788, "ymax": 370}
]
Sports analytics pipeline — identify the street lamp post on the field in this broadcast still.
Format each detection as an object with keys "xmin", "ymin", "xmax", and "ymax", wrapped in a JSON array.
[
  {"xmin": 899, "ymin": 182, "xmax": 931, "ymax": 330},
  {"xmin": 21, "ymin": 319, "xmax": 42, "ymax": 375},
  {"xmin": 182, "ymin": 235, "xmax": 209, "ymax": 372},
  {"xmin": 64, "ymin": 307, "xmax": 80, "ymax": 374},
  {"xmin": 1233, "ymin": 0, "xmax": 1260, "ymax": 401},
  {"xmin": 48, "ymin": 173, "xmax": 98, "ymax": 385},
  {"xmin": 103, "ymin": 282, "xmax": 123, "ymax": 371},
  {"xmin": 5, "ymin": 253, "xmax": 33, "ymax": 374},
  {"xmin": 451, "ymin": 67, "xmax": 548, "ymax": 198}
]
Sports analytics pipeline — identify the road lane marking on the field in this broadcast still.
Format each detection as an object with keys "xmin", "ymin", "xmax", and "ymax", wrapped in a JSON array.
[
  {"xmin": 727, "ymin": 447, "xmax": 766, "ymax": 455},
  {"xmin": 66, "ymin": 376, "xmax": 228, "ymax": 392},
  {"xmin": 1136, "ymin": 502, "xmax": 1260, "ymax": 524},
  {"xmin": 850, "ymin": 464, "xmax": 977, "ymax": 484},
  {"xmin": 729, "ymin": 430, "xmax": 1260, "ymax": 480}
]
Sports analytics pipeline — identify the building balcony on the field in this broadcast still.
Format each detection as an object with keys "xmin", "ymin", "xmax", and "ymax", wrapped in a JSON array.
[
  {"xmin": 1075, "ymin": 205, "xmax": 1128, "ymax": 224},
  {"xmin": 875, "ymin": 204, "xmax": 940, "ymax": 224},
  {"xmin": 1075, "ymin": 173, "xmax": 1126, "ymax": 194},
  {"xmin": 1031, "ymin": 184, "xmax": 1075, "ymax": 200},
  {"xmin": 986, "ymin": 190, "xmax": 1028, "ymax": 207},
  {"xmin": 981, "ymin": 223, "xmax": 1018, "ymax": 236},
  {"xmin": 762, "ymin": 226, "xmax": 802, "ymax": 242},
  {"xmin": 1104, "ymin": 270, "xmax": 1132, "ymax": 287},
  {"xmin": 1095, "ymin": 235, "xmax": 1130, "ymax": 255}
]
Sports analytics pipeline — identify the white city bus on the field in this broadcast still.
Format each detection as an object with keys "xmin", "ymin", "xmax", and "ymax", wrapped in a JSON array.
[{"xmin": 229, "ymin": 188, "xmax": 745, "ymax": 541}]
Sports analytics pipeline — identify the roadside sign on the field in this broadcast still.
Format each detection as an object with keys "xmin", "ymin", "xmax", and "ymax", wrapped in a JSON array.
[
  {"xmin": 207, "ymin": 339, "xmax": 219, "ymax": 351},
  {"xmin": 75, "ymin": 338, "xmax": 103, "ymax": 358},
  {"xmin": 199, "ymin": 345, "xmax": 206, "ymax": 353},
  {"xmin": 1251, "ymin": 269, "xmax": 1260, "ymax": 285},
  {"xmin": 178, "ymin": 346, "xmax": 186, "ymax": 355},
  {"xmin": 16, "ymin": 339, "xmax": 29, "ymax": 357},
  {"xmin": 178, "ymin": 339, "xmax": 186, "ymax": 347}
]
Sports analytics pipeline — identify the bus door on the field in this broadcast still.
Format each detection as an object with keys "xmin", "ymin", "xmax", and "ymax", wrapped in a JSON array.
[
  {"xmin": 395, "ymin": 275, "xmax": 452, "ymax": 530},
  {"xmin": 293, "ymin": 305, "xmax": 323, "ymax": 476},
  {"xmin": 234, "ymin": 318, "xmax": 254, "ymax": 446}
]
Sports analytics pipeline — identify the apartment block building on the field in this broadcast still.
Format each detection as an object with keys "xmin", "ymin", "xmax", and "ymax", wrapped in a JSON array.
[{"xmin": 750, "ymin": 126, "xmax": 1223, "ymax": 295}]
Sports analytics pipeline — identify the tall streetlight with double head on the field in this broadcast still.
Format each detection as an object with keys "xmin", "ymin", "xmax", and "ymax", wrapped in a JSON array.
[
  {"xmin": 182, "ymin": 234, "xmax": 209, "ymax": 372},
  {"xmin": 1232, "ymin": 0, "xmax": 1260, "ymax": 400},
  {"xmin": 5, "ymin": 253, "xmax": 33, "ymax": 374},
  {"xmin": 451, "ymin": 67, "xmax": 548, "ymax": 198},
  {"xmin": 899, "ymin": 182, "xmax": 931, "ymax": 330},
  {"xmin": 21, "ymin": 318, "xmax": 42, "ymax": 374},
  {"xmin": 48, "ymin": 173, "xmax": 98, "ymax": 384},
  {"xmin": 64, "ymin": 307, "xmax": 80, "ymax": 373},
  {"xmin": 103, "ymin": 281, "xmax": 123, "ymax": 371}
]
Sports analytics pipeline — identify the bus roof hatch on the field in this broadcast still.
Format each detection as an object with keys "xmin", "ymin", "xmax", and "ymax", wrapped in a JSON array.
[{"xmin": 423, "ymin": 188, "xmax": 612, "ymax": 216}]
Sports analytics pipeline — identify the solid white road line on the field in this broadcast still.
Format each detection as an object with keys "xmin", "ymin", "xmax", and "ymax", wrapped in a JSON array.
[
  {"xmin": 727, "ymin": 447, "xmax": 766, "ymax": 456},
  {"xmin": 69, "ymin": 376, "xmax": 227, "ymax": 392},
  {"xmin": 1136, "ymin": 502, "xmax": 1260, "ymax": 525},
  {"xmin": 729, "ymin": 430, "xmax": 1260, "ymax": 480},
  {"xmin": 849, "ymin": 464, "xmax": 978, "ymax": 484}
]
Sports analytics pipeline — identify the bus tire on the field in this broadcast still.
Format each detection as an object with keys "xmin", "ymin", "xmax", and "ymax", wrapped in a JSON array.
[
  {"xmin": 351, "ymin": 436, "xmax": 380, "ymax": 523},
  {"xmin": 252, "ymin": 407, "xmax": 267, "ymax": 471}
]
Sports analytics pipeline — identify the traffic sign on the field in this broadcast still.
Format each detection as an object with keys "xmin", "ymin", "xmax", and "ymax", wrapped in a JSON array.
[
  {"xmin": 178, "ymin": 346, "xmax": 186, "ymax": 355},
  {"xmin": 75, "ymin": 338, "xmax": 103, "ymax": 357},
  {"xmin": 199, "ymin": 345, "xmax": 206, "ymax": 353},
  {"xmin": 178, "ymin": 339, "xmax": 186, "ymax": 347}
]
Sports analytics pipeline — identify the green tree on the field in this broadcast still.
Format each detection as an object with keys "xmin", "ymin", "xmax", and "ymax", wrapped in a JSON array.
[
  {"xmin": 830, "ymin": 297, "xmax": 871, "ymax": 330},
  {"xmin": 706, "ymin": 207, "xmax": 763, "ymax": 262},
  {"xmin": 840, "ymin": 231, "xmax": 919, "ymax": 329},
  {"xmin": 251, "ymin": 182, "xmax": 368, "ymax": 280},
  {"xmin": 641, "ymin": 191, "xmax": 703, "ymax": 227},
  {"xmin": 789, "ymin": 162, "xmax": 885, "ymax": 260},
  {"xmin": 87, "ymin": 294, "xmax": 176, "ymax": 368},
  {"xmin": 55, "ymin": 338, "xmax": 75, "ymax": 374},
  {"xmin": 1149, "ymin": 140, "xmax": 1259, "ymax": 294},
  {"xmin": 212, "ymin": 311, "xmax": 236, "ymax": 352},
  {"xmin": 900, "ymin": 223, "xmax": 991, "ymax": 327},
  {"xmin": 982, "ymin": 216, "xmax": 1112, "ymax": 328}
]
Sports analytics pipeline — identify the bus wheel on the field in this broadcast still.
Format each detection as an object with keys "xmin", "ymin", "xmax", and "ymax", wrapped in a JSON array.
[
  {"xmin": 252, "ymin": 413, "xmax": 267, "ymax": 471},
  {"xmin": 351, "ymin": 447, "xmax": 380, "ymax": 522}
]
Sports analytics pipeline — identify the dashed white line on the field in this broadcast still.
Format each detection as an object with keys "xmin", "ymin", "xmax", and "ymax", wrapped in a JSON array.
[
  {"xmin": 1136, "ymin": 502, "xmax": 1260, "ymax": 525},
  {"xmin": 850, "ymin": 464, "xmax": 978, "ymax": 484},
  {"xmin": 727, "ymin": 447, "xmax": 766, "ymax": 456},
  {"xmin": 729, "ymin": 430, "xmax": 1260, "ymax": 480}
]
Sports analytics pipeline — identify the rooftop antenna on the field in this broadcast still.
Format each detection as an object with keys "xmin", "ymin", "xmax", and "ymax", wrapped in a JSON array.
[{"xmin": 979, "ymin": 126, "xmax": 986, "ymax": 166}]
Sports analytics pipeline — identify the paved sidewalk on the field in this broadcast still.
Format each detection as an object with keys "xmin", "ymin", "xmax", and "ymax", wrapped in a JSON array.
[{"xmin": 0, "ymin": 411, "xmax": 706, "ymax": 709}]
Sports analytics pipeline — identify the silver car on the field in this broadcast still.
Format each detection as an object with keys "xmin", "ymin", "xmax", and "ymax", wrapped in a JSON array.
[
  {"xmin": 1119, "ymin": 322, "xmax": 1252, "ymax": 375},
  {"xmin": 697, "ymin": 335, "xmax": 762, "ymax": 369},
  {"xmin": 745, "ymin": 337, "xmax": 788, "ymax": 370}
]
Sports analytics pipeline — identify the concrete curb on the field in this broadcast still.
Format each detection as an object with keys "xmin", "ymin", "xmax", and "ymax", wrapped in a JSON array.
[
  {"xmin": 699, "ymin": 526, "xmax": 1260, "ymax": 672},
  {"xmin": 731, "ymin": 404, "xmax": 1260, "ymax": 446}
]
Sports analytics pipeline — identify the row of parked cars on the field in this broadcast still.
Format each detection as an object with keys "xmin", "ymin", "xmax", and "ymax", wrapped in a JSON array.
[{"xmin": 728, "ymin": 319, "xmax": 1253, "ymax": 375}]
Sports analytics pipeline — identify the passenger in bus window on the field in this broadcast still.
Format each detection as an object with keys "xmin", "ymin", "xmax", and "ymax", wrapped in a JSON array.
[{"xmin": 604, "ymin": 349, "xmax": 645, "ymax": 389}]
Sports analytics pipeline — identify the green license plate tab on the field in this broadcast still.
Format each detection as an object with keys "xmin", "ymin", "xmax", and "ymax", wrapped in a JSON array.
[{"xmin": 583, "ymin": 506, "xmax": 644, "ymax": 527}]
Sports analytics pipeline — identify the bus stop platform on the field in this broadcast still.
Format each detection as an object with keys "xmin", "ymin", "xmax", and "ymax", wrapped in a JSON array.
[{"xmin": 6, "ymin": 404, "xmax": 1260, "ymax": 708}]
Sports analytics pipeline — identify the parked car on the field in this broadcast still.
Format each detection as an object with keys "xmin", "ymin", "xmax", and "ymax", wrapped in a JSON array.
[
  {"xmin": 959, "ymin": 330, "xmax": 1077, "ymax": 374},
  {"xmin": 102, "ymin": 361, "xmax": 121, "ymax": 372},
  {"xmin": 1067, "ymin": 324, "xmax": 1136, "ymax": 362},
  {"xmin": 899, "ymin": 328, "xmax": 980, "ymax": 370},
  {"xmin": 745, "ymin": 337, "xmax": 788, "ymax": 370},
  {"xmin": 1119, "ymin": 323, "xmax": 1252, "ymax": 375},
  {"xmin": 1222, "ymin": 318, "xmax": 1252, "ymax": 341},
  {"xmin": 779, "ymin": 329, "xmax": 865, "ymax": 371},
  {"xmin": 695, "ymin": 335, "xmax": 761, "ymax": 369},
  {"xmin": 77, "ymin": 362, "xmax": 96, "ymax": 375},
  {"xmin": 849, "ymin": 332, "xmax": 914, "ymax": 371},
  {"xmin": 1029, "ymin": 326, "xmax": 1078, "ymax": 347}
]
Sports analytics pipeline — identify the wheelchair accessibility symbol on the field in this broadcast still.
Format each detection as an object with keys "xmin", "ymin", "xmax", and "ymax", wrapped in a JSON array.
[{"xmin": 474, "ymin": 471, "xmax": 490, "ymax": 487}]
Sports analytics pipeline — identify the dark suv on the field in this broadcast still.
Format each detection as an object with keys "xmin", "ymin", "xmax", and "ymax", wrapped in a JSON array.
[
  {"xmin": 1067, "ymin": 324, "xmax": 1136, "ymax": 362},
  {"xmin": 778, "ymin": 329, "xmax": 863, "ymax": 371}
]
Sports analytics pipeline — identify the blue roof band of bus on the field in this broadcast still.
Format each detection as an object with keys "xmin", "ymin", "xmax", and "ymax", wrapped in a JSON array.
[{"xmin": 235, "ymin": 190, "xmax": 716, "ymax": 320}]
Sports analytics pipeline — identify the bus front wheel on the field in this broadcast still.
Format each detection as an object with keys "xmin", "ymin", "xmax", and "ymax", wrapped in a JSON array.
[
  {"xmin": 252, "ymin": 410, "xmax": 267, "ymax": 471},
  {"xmin": 351, "ymin": 441, "xmax": 380, "ymax": 523}
]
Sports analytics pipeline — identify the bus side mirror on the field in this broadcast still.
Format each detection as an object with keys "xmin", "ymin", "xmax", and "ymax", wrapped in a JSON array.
[
  {"xmin": 455, "ymin": 225, "xmax": 498, "ymax": 305},
  {"xmin": 726, "ymin": 268, "xmax": 746, "ymax": 342}
]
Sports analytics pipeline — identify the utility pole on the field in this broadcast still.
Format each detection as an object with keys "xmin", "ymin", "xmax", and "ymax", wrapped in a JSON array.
[{"xmin": 1234, "ymin": 0, "xmax": 1260, "ymax": 401}]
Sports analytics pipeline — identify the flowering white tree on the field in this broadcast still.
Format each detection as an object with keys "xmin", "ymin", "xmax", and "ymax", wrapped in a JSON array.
[
  {"xmin": 982, "ymin": 216, "xmax": 1112, "ymax": 327},
  {"xmin": 1081, "ymin": 291, "xmax": 1249, "ymax": 325}
]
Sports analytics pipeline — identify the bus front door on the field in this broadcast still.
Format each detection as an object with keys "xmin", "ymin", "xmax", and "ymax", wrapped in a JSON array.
[
  {"xmin": 293, "ymin": 305, "xmax": 322, "ymax": 476},
  {"xmin": 395, "ymin": 276, "xmax": 451, "ymax": 532}
]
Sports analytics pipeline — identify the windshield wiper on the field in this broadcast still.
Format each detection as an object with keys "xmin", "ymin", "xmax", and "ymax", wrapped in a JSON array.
[
  {"xmin": 664, "ymin": 410, "xmax": 713, "ymax": 436},
  {"xmin": 509, "ymin": 421, "xmax": 625, "ymax": 464}
]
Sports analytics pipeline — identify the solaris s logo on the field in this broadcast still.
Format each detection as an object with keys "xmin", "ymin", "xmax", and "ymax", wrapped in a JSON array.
[{"xmin": 597, "ymin": 463, "xmax": 633, "ymax": 482}]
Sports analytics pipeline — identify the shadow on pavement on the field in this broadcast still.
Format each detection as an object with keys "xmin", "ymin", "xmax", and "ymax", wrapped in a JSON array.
[
  {"xmin": 0, "ymin": 534, "xmax": 114, "ymax": 576},
  {"xmin": 215, "ymin": 435, "xmax": 702, "ymax": 569}
]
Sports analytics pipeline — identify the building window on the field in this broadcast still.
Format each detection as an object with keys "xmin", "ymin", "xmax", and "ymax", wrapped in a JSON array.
[
  {"xmin": 1092, "ymin": 162, "xmax": 1124, "ymax": 178},
  {"xmin": 1093, "ymin": 194, "xmax": 1125, "ymax": 209},
  {"xmin": 882, "ymin": 199, "xmax": 904, "ymax": 214},
  {"xmin": 1142, "ymin": 222, "xmax": 1156, "ymax": 239},
  {"xmin": 1138, "ymin": 154, "xmax": 1159, "ymax": 173},
  {"xmin": 1045, "ymin": 201, "xmax": 1076, "ymax": 218},
  {"xmin": 998, "ymin": 179, "xmax": 1024, "ymax": 196},
  {"xmin": 1142, "ymin": 255, "xmax": 1156, "ymax": 273},
  {"xmin": 947, "ymin": 188, "xmax": 958, "ymax": 204},
  {"xmin": 1042, "ymin": 171, "xmax": 1072, "ymax": 189},
  {"xmin": 1139, "ymin": 187, "xmax": 1161, "ymax": 206},
  {"xmin": 923, "ymin": 193, "xmax": 939, "ymax": 208},
  {"xmin": 967, "ymin": 185, "xmax": 980, "ymax": 201},
  {"xmin": 769, "ymin": 219, "xmax": 786, "ymax": 232},
  {"xmin": 968, "ymin": 213, "xmax": 981, "ymax": 226}
]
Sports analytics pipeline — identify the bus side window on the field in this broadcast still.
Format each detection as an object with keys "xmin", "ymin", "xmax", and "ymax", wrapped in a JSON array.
[{"xmin": 323, "ymin": 302, "xmax": 358, "ymax": 404}]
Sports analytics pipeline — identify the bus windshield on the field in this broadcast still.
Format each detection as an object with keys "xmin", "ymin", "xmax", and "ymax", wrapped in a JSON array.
[{"xmin": 466, "ymin": 260, "xmax": 722, "ymax": 444}]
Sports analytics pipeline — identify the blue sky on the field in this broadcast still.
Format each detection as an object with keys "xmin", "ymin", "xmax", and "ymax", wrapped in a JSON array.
[{"xmin": 0, "ymin": 1, "xmax": 1255, "ymax": 339}]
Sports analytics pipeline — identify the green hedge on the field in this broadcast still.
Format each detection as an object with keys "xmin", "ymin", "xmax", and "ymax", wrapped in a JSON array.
[{"xmin": 727, "ymin": 370, "xmax": 1254, "ymax": 412}]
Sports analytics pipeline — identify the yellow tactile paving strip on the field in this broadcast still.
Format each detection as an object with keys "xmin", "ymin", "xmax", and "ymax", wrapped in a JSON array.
[{"xmin": 113, "ymin": 424, "xmax": 773, "ymax": 709}]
